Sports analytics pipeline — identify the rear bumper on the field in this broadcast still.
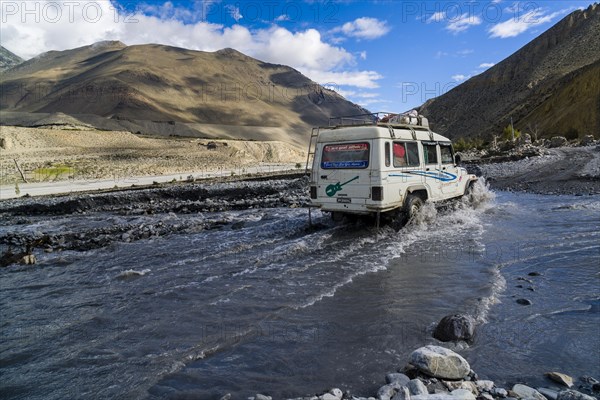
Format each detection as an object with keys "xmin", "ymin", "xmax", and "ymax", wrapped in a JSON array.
[{"xmin": 311, "ymin": 200, "xmax": 400, "ymax": 214}]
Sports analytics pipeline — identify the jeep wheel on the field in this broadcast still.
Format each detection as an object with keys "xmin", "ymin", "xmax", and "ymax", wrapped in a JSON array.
[
  {"xmin": 405, "ymin": 194, "xmax": 424, "ymax": 223},
  {"xmin": 464, "ymin": 180, "xmax": 476, "ymax": 197}
]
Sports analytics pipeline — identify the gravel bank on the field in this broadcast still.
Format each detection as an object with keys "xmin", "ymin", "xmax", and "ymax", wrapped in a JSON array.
[{"xmin": 465, "ymin": 147, "xmax": 600, "ymax": 195}]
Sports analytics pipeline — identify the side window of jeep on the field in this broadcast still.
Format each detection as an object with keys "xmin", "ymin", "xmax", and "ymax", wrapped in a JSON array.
[
  {"xmin": 423, "ymin": 143, "xmax": 438, "ymax": 164},
  {"xmin": 393, "ymin": 142, "xmax": 419, "ymax": 168},
  {"xmin": 440, "ymin": 143, "xmax": 454, "ymax": 164}
]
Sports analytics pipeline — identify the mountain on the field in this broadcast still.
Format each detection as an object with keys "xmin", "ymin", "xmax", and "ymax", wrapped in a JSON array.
[
  {"xmin": 0, "ymin": 41, "xmax": 366, "ymax": 146},
  {"xmin": 0, "ymin": 45, "xmax": 24, "ymax": 71},
  {"xmin": 419, "ymin": 3, "xmax": 600, "ymax": 140}
]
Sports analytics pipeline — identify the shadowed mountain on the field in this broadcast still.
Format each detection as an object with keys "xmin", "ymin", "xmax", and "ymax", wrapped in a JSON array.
[
  {"xmin": 0, "ymin": 45, "xmax": 24, "ymax": 72},
  {"xmin": 419, "ymin": 3, "xmax": 600, "ymax": 140},
  {"xmin": 0, "ymin": 41, "xmax": 366, "ymax": 146}
]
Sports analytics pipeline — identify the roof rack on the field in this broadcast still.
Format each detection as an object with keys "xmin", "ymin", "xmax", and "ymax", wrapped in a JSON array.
[{"xmin": 328, "ymin": 111, "xmax": 431, "ymax": 130}]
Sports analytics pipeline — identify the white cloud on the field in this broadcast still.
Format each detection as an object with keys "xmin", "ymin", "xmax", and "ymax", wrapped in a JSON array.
[
  {"xmin": 359, "ymin": 51, "xmax": 367, "ymax": 60},
  {"xmin": 0, "ymin": 0, "xmax": 382, "ymax": 88},
  {"xmin": 332, "ymin": 17, "xmax": 390, "ymax": 40},
  {"xmin": 479, "ymin": 62, "xmax": 495, "ymax": 68},
  {"xmin": 489, "ymin": 9, "xmax": 566, "ymax": 38},
  {"xmin": 451, "ymin": 74, "xmax": 470, "ymax": 82},
  {"xmin": 275, "ymin": 14, "xmax": 290, "ymax": 22},
  {"xmin": 427, "ymin": 12, "xmax": 445, "ymax": 23},
  {"xmin": 305, "ymin": 70, "xmax": 383, "ymax": 89},
  {"xmin": 446, "ymin": 14, "xmax": 482, "ymax": 33}
]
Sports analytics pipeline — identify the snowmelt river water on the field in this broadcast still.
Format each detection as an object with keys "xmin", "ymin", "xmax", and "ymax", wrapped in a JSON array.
[{"xmin": 1, "ymin": 185, "xmax": 599, "ymax": 399}]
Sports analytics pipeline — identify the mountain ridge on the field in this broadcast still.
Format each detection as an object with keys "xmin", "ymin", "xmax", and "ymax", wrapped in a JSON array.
[
  {"xmin": 0, "ymin": 45, "xmax": 24, "ymax": 72},
  {"xmin": 0, "ymin": 42, "xmax": 366, "ymax": 146},
  {"xmin": 419, "ymin": 3, "xmax": 600, "ymax": 140}
]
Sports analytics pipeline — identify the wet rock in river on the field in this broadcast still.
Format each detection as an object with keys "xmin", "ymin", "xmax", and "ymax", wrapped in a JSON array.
[
  {"xmin": 516, "ymin": 298, "xmax": 533, "ymax": 306},
  {"xmin": 512, "ymin": 384, "xmax": 547, "ymax": 400},
  {"xmin": 408, "ymin": 379, "xmax": 429, "ymax": 396},
  {"xmin": 556, "ymin": 390, "xmax": 597, "ymax": 400},
  {"xmin": 433, "ymin": 314, "xmax": 476, "ymax": 343},
  {"xmin": 377, "ymin": 384, "xmax": 398, "ymax": 400},
  {"xmin": 409, "ymin": 345, "xmax": 470, "ymax": 380},
  {"xmin": 451, "ymin": 388, "xmax": 476, "ymax": 400},
  {"xmin": 492, "ymin": 388, "xmax": 508, "ymax": 398},
  {"xmin": 386, "ymin": 373, "xmax": 410, "ymax": 386},
  {"xmin": 538, "ymin": 388, "xmax": 559, "ymax": 400},
  {"xmin": 545, "ymin": 372, "xmax": 574, "ymax": 388}
]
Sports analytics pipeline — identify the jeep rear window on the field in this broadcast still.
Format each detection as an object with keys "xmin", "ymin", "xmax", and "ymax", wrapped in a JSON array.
[{"xmin": 321, "ymin": 142, "xmax": 370, "ymax": 169}]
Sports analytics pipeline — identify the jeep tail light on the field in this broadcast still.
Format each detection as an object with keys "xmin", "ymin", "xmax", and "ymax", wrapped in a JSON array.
[
  {"xmin": 372, "ymin": 186, "xmax": 383, "ymax": 201},
  {"xmin": 310, "ymin": 186, "xmax": 317, "ymax": 199}
]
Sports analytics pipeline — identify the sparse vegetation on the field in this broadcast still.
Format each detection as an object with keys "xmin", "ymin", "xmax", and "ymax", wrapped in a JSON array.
[
  {"xmin": 454, "ymin": 137, "xmax": 486, "ymax": 152},
  {"xmin": 502, "ymin": 125, "xmax": 521, "ymax": 141},
  {"xmin": 33, "ymin": 164, "xmax": 75, "ymax": 181}
]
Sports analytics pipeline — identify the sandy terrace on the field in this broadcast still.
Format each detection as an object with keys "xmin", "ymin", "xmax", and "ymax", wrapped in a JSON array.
[{"xmin": 0, "ymin": 126, "xmax": 306, "ymax": 185}]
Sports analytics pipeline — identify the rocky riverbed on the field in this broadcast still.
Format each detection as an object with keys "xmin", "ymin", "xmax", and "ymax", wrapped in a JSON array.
[
  {"xmin": 462, "ymin": 142, "xmax": 600, "ymax": 196},
  {"xmin": 247, "ymin": 345, "xmax": 599, "ymax": 400},
  {"xmin": 0, "ymin": 173, "xmax": 309, "ymax": 266}
]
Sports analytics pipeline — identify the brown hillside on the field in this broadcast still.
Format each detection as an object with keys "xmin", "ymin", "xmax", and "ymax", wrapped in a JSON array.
[
  {"xmin": 0, "ymin": 41, "xmax": 366, "ymax": 146},
  {"xmin": 419, "ymin": 3, "xmax": 600, "ymax": 140}
]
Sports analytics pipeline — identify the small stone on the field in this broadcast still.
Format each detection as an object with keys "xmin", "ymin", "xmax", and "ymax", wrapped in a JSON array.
[
  {"xmin": 556, "ymin": 390, "xmax": 596, "ymax": 400},
  {"xmin": 408, "ymin": 379, "xmax": 429, "ymax": 396},
  {"xmin": 538, "ymin": 388, "xmax": 558, "ymax": 400},
  {"xmin": 492, "ymin": 388, "xmax": 508, "ymax": 398},
  {"xmin": 391, "ymin": 386, "xmax": 411, "ymax": 400},
  {"xmin": 545, "ymin": 372, "xmax": 574, "ymax": 388},
  {"xmin": 409, "ymin": 346, "xmax": 471, "ymax": 380},
  {"xmin": 321, "ymin": 394, "xmax": 338, "ymax": 400},
  {"xmin": 329, "ymin": 388, "xmax": 343, "ymax": 399},
  {"xmin": 386, "ymin": 373, "xmax": 410, "ymax": 386},
  {"xmin": 481, "ymin": 394, "xmax": 494, "ymax": 400},
  {"xmin": 444, "ymin": 381, "xmax": 477, "ymax": 395},
  {"xmin": 219, "ymin": 394, "xmax": 231, "ymax": 400},
  {"xmin": 512, "ymin": 384, "xmax": 547, "ymax": 400},
  {"xmin": 476, "ymin": 380, "xmax": 495, "ymax": 392},
  {"xmin": 377, "ymin": 384, "xmax": 397, "ymax": 400},
  {"xmin": 516, "ymin": 298, "xmax": 533, "ymax": 306},
  {"xmin": 451, "ymin": 389, "xmax": 476, "ymax": 400}
]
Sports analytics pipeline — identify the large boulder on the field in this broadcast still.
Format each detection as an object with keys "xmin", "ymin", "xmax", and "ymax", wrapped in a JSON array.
[
  {"xmin": 433, "ymin": 314, "xmax": 476, "ymax": 343},
  {"xmin": 408, "ymin": 346, "xmax": 470, "ymax": 380}
]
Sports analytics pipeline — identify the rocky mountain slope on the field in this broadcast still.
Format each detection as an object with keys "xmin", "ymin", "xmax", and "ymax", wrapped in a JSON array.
[
  {"xmin": 0, "ymin": 41, "xmax": 366, "ymax": 146},
  {"xmin": 419, "ymin": 3, "xmax": 600, "ymax": 140},
  {"xmin": 0, "ymin": 45, "xmax": 24, "ymax": 71}
]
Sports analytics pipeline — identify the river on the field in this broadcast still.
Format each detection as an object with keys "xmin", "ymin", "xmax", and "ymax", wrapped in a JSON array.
[{"xmin": 1, "ymin": 182, "xmax": 599, "ymax": 399}]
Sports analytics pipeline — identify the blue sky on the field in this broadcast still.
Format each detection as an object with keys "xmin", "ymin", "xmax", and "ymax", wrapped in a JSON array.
[{"xmin": 1, "ymin": 0, "xmax": 594, "ymax": 111}]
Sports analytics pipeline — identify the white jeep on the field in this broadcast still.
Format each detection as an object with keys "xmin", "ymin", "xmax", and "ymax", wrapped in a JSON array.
[{"xmin": 307, "ymin": 112, "xmax": 478, "ymax": 226}]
